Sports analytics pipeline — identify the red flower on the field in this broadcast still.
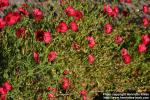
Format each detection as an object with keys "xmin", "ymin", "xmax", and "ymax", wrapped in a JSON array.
[
  {"xmin": 103, "ymin": 4, "xmax": 113, "ymax": 14},
  {"xmin": 113, "ymin": 6, "xmax": 119, "ymax": 14},
  {"xmin": 48, "ymin": 93, "xmax": 55, "ymax": 98},
  {"xmin": 2, "ymin": 81, "xmax": 12, "ymax": 92},
  {"xmin": 103, "ymin": 4, "xmax": 119, "ymax": 17},
  {"xmin": 138, "ymin": 43, "xmax": 147, "ymax": 53},
  {"xmin": 104, "ymin": 23, "xmax": 112, "ymax": 34},
  {"xmin": 121, "ymin": 48, "xmax": 128, "ymax": 56},
  {"xmin": 114, "ymin": 35, "xmax": 123, "ymax": 44},
  {"xmin": 48, "ymin": 51, "xmax": 57, "ymax": 62},
  {"xmin": 18, "ymin": 7, "xmax": 29, "ymax": 16},
  {"xmin": 88, "ymin": 54, "xmax": 95, "ymax": 64},
  {"xmin": 35, "ymin": 30, "xmax": 52, "ymax": 43},
  {"xmin": 111, "ymin": 6, "xmax": 119, "ymax": 17},
  {"xmin": 143, "ymin": 5, "xmax": 149, "ymax": 14},
  {"xmin": 80, "ymin": 90, "xmax": 87, "ymax": 96},
  {"xmin": 56, "ymin": 21, "xmax": 68, "ymax": 33},
  {"xmin": 47, "ymin": 86, "xmax": 52, "ymax": 91},
  {"xmin": 72, "ymin": 42, "xmax": 80, "ymax": 51},
  {"xmin": 43, "ymin": 32, "xmax": 52, "ymax": 44},
  {"xmin": 69, "ymin": 21, "xmax": 78, "ymax": 32},
  {"xmin": 143, "ymin": 17, "xmax": 149, "ymax": 27},
  {"xmin": 74, "ymin": 10, "xmax": 83, "ymax": 20},
  {"xmin": 65, "ymin": 6, "xmax": 76, "ymax": 17},
  {"xmin": 86, "ymin": 36, "xmax": 95, "ymax": 48},
  {"xmin": 16, "ymin": 27, "xmax": 26, "ymax": 38},
  {"xmin": 141, "ymin": 34, "xmax": 150, "ymax": 45},
  {"xmin": 33, "ymin": 8, "xmax": 43, "ymax": 21},
  {"xmin": 0, "ymin": 18, "xmax": 6, "ymax": 29},
  {"xmin": 124, "ymin": 0, "xmax": 132, "ymax": 3},
  {"xmin": 33, "ymin": 52, "xmax": 40, "ymax": 63},
  {"xmin": 122, "ymin": 54, "xmax": 131, "ymax": 64},
  {"xmin": 121, "ymin": 48, "xmax": 131, "ymax": 64},
  {"xmin": 4, "ymin": 12, "xmax": 21, "ymax": 26},
  {"xmin": 35, "ymin": 30, "xmax": 45, "ymax": 42},
  {"xmin": 0, "ymin": 87, "xmax": 7, "ymax": 95},
  {"xmin": 0, "ymin": 0, "xmax": 9, "ymax": 9},
  {"xmin": 0, "ymin": 94, "xmax": 6, "ymax": 100},
  {"xmin": 62, "ymin": 77, "xmax": 70, "ymax": 90}
]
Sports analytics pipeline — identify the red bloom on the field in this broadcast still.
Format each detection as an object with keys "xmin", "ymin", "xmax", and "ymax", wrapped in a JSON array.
[
  {"xmin": 143, "ymin": 17, "xmax": 149, "ymax": 27},
  {"xmin": 121, "ymin": 48, "xmax": 128, "ymax": 56},
  {"xmin": 4, "ymin": 12, "xmax": 21, "ymax": 26},
  {"xmin": 74, "ymin": 10, "xmax": 83, "ymax": 20},
  {"xmin": 72, "ymin": 42, "xmax": 80, "ymax": 51},
  {"xmin": 0, "ymin": 94, "xmax": 6, "ymax": 100},
  {"xmin": 122, "ymin": 54, "xmax": 131, "ymax": 64},
  {"xmin": 138, "ymin": 43, "xmax": 147, "ymax": 53},
  {"xmin": 43, "ymin": 32, "xmax": 52, "ymax": 44},
  {"xmin": 0, "ymin": 87, "xmax": 7, "ymax": 95},
  {"xmin": 35, "ymin": 30, "xmax": 44, "ymax": 42},
  {"xmin": 0, "ymin": 18, "xmax": 6, "ymax": 29},
  {"xmin": 16, "ymin": 27, "xmax": 26, "ymax": 38},
  {"xmin": 56, "ymin": 21, "xmax": 68, "ymax": 33},
  {"xmin": 18, "ymin": 7, "xmax": 29, "ymax": 16},
  {"xmin": 65, "ymin": 6, "xmax": 76, "ymax": 17},
  {"xmin": 104, "ymin": 23, "xmax": 112, "ymax": 34},
  {"xmin": 33, "ymin": 52, "xmax": 40, "ymax": 63},
  {"xmin": 103, "ymin": 4, "xmax": 118, "ymax": 17},
  {"xmin": 103, "ymin": 4, "xmax": 113, "ymax": 14},
  {"xmin": 47, "ymin": 86, "xmax": 52, "ymax": 91},
  {"xmin": 113, "ymin": 6, "xmax": 119, "ymax": 14},
  {"xmin": 141, "ymin": 34, "xmax": 150, "ymax": 45},
  {"xmin": 62, "ymin": 77, "xmax": 70, "ymax": 90},
  {"xmin": 0, "ymin": 0, "xmax": 9, "ymax": 9},
  {"xmin": 69, "ymin": 21, "xmax": 78, "ymax": 32},
  {"xmin": 111, "ymin": 6, "xmax": 119, "ymax": 17},
  {"xmin": 48, "ymin": 93, "xmax": 55, "ymax": 98},
  {"xmin": 2, "ymin": 81, "xmax": 12, "ymax": 92},
  {"xmin": 33, "ymin": 8, "xmax": 43, "ymax": 21},
  {"xmin": 88, "ymin": 54, "xmax": 95, "ymax": 64},
  {"xmin": 143, "ymin": 5, "xmax": 149, "ymax": 14},
  {"xmin": 121, "ymin": 48, "xmax": 131, "ymax": 64},
  {"xmin": 35, "ymin": 30, "xmax": 52, "ymax": 43},
  {"xmin": 80, "ymin": 90, "xmax": 87, "ymax": 96},
  {"xmin": 114, "ymin": 35, "xmax": 123, "ymax": 44},
  {"xmin": 48, "ymin": 51, "xmax": 57, "ymax": 62},
  {"xmin": 124, "ymin": 0, "xmax": 132, "ymax": 3},
  {"xmin": 86, "ymin": 36, "xmax": 95, "ymax": 48}
]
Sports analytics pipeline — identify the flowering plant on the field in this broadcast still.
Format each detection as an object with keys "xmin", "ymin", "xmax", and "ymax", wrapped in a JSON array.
[{"xmin": 0, "ymin": 0, "xmax": 149, "ymax": 99}]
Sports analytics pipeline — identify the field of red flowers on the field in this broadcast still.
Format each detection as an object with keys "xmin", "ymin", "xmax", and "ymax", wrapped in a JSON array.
[{"xmin": 0, "ymin": 0, "xmax": 150, "ymax": 100}]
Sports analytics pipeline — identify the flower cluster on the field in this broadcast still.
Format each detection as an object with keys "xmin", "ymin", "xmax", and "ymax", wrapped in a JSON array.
[
  {"xmin": 0, "ymin": 0, "xmax": 9, "ymax": 10},
  {"xmin": 103, "ymin": 4, "xmax": 119, "ymax": 17},
  {"xmin": 0, "ymin": 81, "xmax": 12, "ymax": 100},
  {"xmin": 138, "ymin": 34, "xmax": 150, "ymax": 53},
  {"xmin": 0, "ymin": 0, "xmax": 150, "ymax": 99}
]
